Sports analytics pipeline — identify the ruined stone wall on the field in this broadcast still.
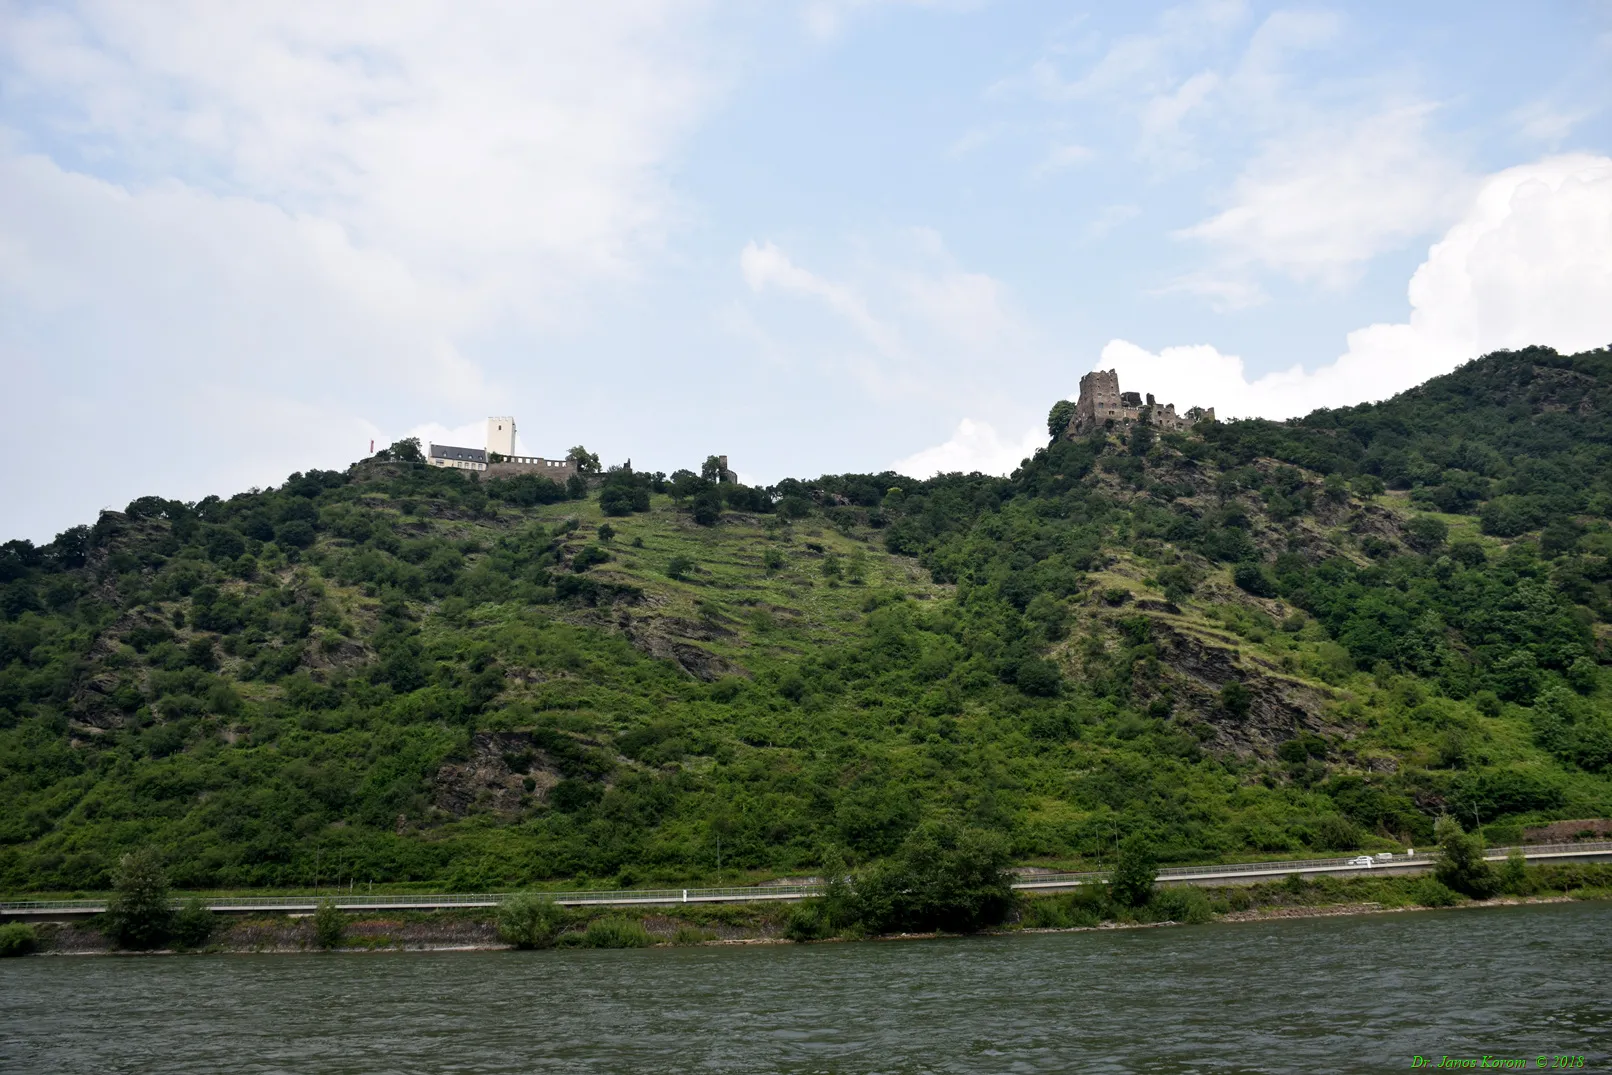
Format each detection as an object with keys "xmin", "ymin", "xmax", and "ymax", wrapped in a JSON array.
[
  {"xmin": 1068, "ymin": 369, "xmax": 1214, "ymax": 437},
  {"xmin": 484, "ymin": 457, "xmax": 579, "ymax": 482}
]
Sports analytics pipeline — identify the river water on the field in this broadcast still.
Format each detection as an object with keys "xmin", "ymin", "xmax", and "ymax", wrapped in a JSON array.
[{"xmin": 3, "ymin": 902, "xmax": 1609, "ymax": 1074}]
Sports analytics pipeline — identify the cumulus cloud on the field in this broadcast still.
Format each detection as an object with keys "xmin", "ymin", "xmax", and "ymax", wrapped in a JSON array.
[
  {"xmin": 894, "ymin": 153, "xmax": 1612, "ymax": 472},
  {"xmin": 890, "ymin": 418, "xmax": 1046, "ymax": 478},
  {"xmin": 1117, "ymin": 155, "xmax": 1612, "ymax": 418}
]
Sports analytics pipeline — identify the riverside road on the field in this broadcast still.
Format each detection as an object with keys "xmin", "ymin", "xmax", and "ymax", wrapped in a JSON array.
[{"xmin": 3, "ymin": 841, "xmax": 1609, "ymax": 920}]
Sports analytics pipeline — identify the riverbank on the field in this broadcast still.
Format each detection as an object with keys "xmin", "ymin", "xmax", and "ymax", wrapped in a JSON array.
[{"xmin": 6, "ymin": 861, "xmax": 1609, "ymax": 957}]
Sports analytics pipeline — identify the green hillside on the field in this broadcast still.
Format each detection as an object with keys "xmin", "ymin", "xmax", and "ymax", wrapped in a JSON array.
[{"xmin": 3, "ymin": 345, "xmax": 1611, "ymax": 893}]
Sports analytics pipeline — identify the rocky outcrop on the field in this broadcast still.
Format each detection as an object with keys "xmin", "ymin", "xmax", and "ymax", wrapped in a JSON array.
[
  {"xmin": 1132, "ymin": 620, "xmax": 1341, "ymax": 758},
  {"xmin": 611, "ymin": 609, "xmax": 748, "ymax": 682},
  {"xmin": 433, "ymin": 732, "xmax": 561, "ymax": 817}
]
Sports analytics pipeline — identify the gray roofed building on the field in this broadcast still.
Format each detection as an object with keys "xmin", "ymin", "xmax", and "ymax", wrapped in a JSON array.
[
  {"xmin": 428, "ymin": 443, "xmax": 488, "ymax": 470},
  {"xmin": 422, "ymin": 417, "xmax": 582, "ymax": 480}
]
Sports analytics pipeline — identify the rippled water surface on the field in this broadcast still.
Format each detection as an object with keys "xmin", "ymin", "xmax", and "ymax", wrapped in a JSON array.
[{"xmin": 3, "ymin": 902, "xmax": 1610, "ymax": 1074}]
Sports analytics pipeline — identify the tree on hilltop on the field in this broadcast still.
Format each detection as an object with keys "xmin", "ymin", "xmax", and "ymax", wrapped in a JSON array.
[
  {"xmin": 1047, "ymin": 399, "xmax": 1075, "ymax": 440},
  {"xmin": 566, "ymin": 446, "xmax": 601, "ymax": 474},
  {"xmin": 378, "ymin": 437, "xmax": 423, "ymax": 463}
]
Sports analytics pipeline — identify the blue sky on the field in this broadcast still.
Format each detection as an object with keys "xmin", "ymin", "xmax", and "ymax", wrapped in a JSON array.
[{"xmin": 2, "ymin": 1, "xmax": 1610, "ymax": 541}]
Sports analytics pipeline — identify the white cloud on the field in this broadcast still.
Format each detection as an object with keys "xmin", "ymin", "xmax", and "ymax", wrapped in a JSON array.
[
  {"xmin": 0, "ymin": 149, "xmax": 480, "ymax": 538},
  {"xmin": 892, "ymin": 153, "xmax": 1612, "ymax": 473},
  {"xmin": 0, "ymin": 3, "xmax": 728, "ymax": 539},
  {"xmin": 989, "ymin": 0, "xmax": 1248, "ymax": 170},
  {"xmin": 1113, "ymin": 155, "xmax": 1612, "ymax": 419},
  {"xmin": 1138, "ymin": 69, "xmax": 1219, "ymax": 163},
  {"xmin": 0, "ymin": 149, "xmax": 480, "ymax": 396},
  {"xmin": 994, "ymin": 4, "xmax": 1461, "ymax": 282},
  {"xmin": 740, "ymin": 240, "xmax": 901, "ymax": 356},
  {"xmin": 404, "ymin": 419, "xmax": 499, "ymax": 457},
  {"xmin": 0, "ymin": 2, "xmax": 722, "ymax": 310},
  {"xmin": 1007, "ymin": 1, "xmax": 1246, "ymax": 104},
  {"xmin": 1033, "ymin": 142, "xmax": 1096, "ymax": 178},
  {"xmin": 890, "ymin": 417, "xmax": 1045, "ymax": 478},
  {"xmin": 801, "ymin": 0, "xmax": 977, "ymax": 40},
  {"xmin": 946, "ymin": 124, "xmax": 1000, "ymax": 157},
  {"xmin": 895, "ymin": 228, "xmax": 1020, "ymax": 350},
  {"xmin": 1086, "ymin": 203, "xmax": 1141, "ymax": 240},
  {"xmin": 1176, "ymin": 103, "xmax": 1470, "ymax": 285},
  {"xmin": 1150, "ymin": 271, "xmax": 1266, "ymax": 311},
  {"xmin": 1226, "ymin": 9, "xmax": 1342, "ymax": 109},
  {"xmin": 737, "ymin": 230, "xmax": 1027, "ymax": 395},
  {"xmin": 1509, "ymin": 101, "xmax": 1594, "ymax": 146}
]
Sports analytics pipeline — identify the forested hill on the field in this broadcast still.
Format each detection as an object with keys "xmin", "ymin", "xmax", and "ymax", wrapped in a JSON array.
[{"xmin": 2, "ymin": 346, "xmax": 1610, "ymax": 893}]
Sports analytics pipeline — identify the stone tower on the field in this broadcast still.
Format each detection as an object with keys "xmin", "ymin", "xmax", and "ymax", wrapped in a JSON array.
[
  {"xmin": 1071, "ymin": 369, "xmax": 1122, "ymax": 435},
  {"xmin": 486, "ymin": 416, "xmax": 516, "ymax": 458}
]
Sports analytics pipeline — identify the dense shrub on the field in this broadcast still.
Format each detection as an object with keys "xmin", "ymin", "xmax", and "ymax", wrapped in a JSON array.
[
  {"xmin": 846, "ymin": 822, "xmax": 1015, "ymax": 934},
  {"xmin": 1232, "ymin": 562, "xmax": 1276, "ymax": 597},
  {"xmin": 170, "ymin": 897, "xmax": 217, "ymax": 949},
  {"xmin": 498, "ymin": 892, "xmax": 567, "ymax": 949},
  {"xmin": 313, "ymin": 899, "xmax": 346, "ymax": 950},
  {"xmin": 0, "ymin": 922, "xmax": 37, "ymax": 956},
  {"xmin": 1148, "ymin": 885, "xmax": 1213, "ymax": 924},
  {"xmin": 566, "ymin": 917, "xmax": 654, "ymax": 948}
]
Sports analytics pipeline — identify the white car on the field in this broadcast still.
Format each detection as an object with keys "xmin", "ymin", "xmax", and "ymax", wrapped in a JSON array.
[
  {"xmin": 1348, "ymin": 856, "xmax": 1375, "ymax": 867},
  {"xmin": 1375, "ymin": 852, "xmax": 1393, "ymax": 861}
]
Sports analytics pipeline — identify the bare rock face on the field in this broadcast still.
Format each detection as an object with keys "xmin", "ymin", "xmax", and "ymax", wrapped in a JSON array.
[
  {"xmin": 433, "ymin": 731, "xmax": 560, "ymax": 817},
  {"xmin": 70, "ymin": 670, "xmax": 127, "ymax": 731},
  {"xmin": 1135, "ymin": 621, "xmax": 1339, "ymax": 758},
  {"xmin": 302, "ymin": 636, "xmax": 370, "ymax": 673},
  {"xmin": 614, "ymin": 612, "xmax": 748, "ymax": 682}
]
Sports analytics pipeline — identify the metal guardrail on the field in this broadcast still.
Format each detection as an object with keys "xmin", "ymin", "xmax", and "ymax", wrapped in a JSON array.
[
  {"xmin": 0, "ymin": 884, "xmax": 826, "ymax": 914},
  {"xmin": 2, "ymin": 841, "xmax": 1608, "ymax": 916},
  {"xmin": 1014, "ymin": 840, "xmax": 1612, "ymax": 890}
]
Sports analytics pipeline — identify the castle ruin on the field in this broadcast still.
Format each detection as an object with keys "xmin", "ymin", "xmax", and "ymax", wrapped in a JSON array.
[{"xmin": 1066, "ymin": 370, "xmax": 1214, "ymax": 438}]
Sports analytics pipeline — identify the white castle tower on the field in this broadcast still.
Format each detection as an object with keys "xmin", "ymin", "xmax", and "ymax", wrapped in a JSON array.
[{"xmin": 486, "ymin": 416, "xmax": 516, "ymax": 458}]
